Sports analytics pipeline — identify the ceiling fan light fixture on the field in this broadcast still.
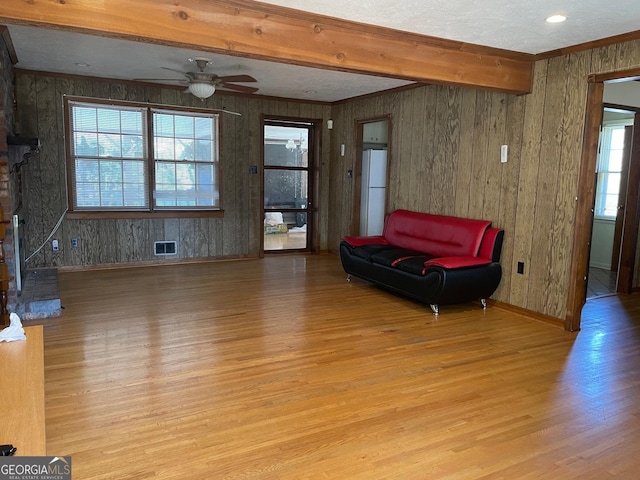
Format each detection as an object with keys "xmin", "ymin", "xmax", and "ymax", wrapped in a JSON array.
[{"xmin": 188, "ymin": 82, "xmax": 216, "ymax": 99}]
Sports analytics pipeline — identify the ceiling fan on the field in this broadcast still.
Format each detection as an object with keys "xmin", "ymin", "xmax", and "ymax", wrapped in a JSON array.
[{"xmin": 137, "ymin": 57, "xmax": 258, "ymax": 100}]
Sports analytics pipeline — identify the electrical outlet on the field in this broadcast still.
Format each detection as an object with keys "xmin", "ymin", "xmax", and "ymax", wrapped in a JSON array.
[
  {"xmin": 52, "ymin": 239, "xmax": 59, "ymax": 252},
  {"xmin": 71, "ymin": 237, "xmax": 78, "ymax": 248}
]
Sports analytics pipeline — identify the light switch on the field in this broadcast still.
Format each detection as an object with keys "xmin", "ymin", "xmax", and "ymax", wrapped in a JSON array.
[{"xmin": 501, "ymin": 144, "xmax": 508, "ymax": 163}]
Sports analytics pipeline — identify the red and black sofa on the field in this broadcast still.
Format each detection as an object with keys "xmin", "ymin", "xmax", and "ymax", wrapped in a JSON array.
[{"xmin": 339, "ymin": 209, "xmax": 504, "ymax": 315}]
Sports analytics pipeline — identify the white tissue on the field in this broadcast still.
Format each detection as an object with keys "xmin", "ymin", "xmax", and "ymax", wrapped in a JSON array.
[{"xmin": 0, "ymin": 312, "xmax": 27, "ymax": 342}]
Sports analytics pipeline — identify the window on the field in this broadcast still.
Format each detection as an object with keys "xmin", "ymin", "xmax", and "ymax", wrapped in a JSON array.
[
  {"xmin": 595, "ymin": 125, "xmax": 627, "ymax": 218},
  {"xmin": 66, "ymin": 98, "xmax": 220, "ymax": 213}
]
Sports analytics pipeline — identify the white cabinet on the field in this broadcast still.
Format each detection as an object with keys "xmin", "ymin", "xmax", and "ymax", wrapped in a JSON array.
[{"xmin": 363, "ymin": 121, "xmax": 388, "ymax": 144}]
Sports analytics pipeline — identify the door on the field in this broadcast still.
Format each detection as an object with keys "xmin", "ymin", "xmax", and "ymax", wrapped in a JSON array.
[
  {"xmin": 610, "ymin": 124, "xmax": 633, "ymax": 272},
  {"xmin": 263, "ymin": 120, "xmax": 314, "ymax": 252},
  {"xmin": 588, "ymin": 115, "xmax": 633, "ymax": 297}
]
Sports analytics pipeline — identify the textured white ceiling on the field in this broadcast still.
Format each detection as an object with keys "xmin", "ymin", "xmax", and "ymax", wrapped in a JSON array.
[
  {"xmin": 259, "ymin": 0, "xmax": 640, "ymax": 54},
  {"xmin": 5, "ymin": 1, "xmax": 640, "ymax": 102},
  {"xmin": 6, "ymin": 24, "xmax": 414, "ymax": 103}
]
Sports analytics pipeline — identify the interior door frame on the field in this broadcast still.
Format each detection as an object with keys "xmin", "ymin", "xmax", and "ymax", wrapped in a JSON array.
[
  {"xmin": 261, "ymin": 115, "xmax": 322, "ymax": 254},
  {"xmin": 567, "ymin": 68, "xmax": 640, "ymax": 331},
  {"xmin": 351, "ymin": 115, "xmax": 392, "ymax": 236}
]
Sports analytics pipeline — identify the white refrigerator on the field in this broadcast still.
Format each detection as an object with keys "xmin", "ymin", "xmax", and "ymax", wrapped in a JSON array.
[{"xmin": 360, "ymin": 149, "xmax": 387, "ymax": 236}]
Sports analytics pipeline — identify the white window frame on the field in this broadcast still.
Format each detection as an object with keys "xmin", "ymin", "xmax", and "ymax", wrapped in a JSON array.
[
  {"xmin": 65, "ymin": 97, "xmax": 221, "ymax": 214},
  {"xmin": 594, "ymin": 123, "xmax": 630, "ymax": 219}
]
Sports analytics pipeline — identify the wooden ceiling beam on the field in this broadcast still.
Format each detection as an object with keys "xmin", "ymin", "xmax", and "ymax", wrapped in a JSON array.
[{"xmin": 0, "ymin": 0, "xmax": 533, "ymax": 94}]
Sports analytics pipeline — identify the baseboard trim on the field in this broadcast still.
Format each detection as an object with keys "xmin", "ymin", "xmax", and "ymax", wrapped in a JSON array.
[
  {"xmin": 489, "ymin": 300, "xmax": 565, "ymax": 329},
  {"xmin": 56, "ymin": 254, "xmax": 260, "ymax": 273}
]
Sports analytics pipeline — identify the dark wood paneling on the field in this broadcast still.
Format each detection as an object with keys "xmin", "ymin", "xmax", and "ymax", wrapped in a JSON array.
[
  {"xmin": 221, "ymin": 96, "xmax": 238, "ymax": 256},
  {"xmin": 15, "ymin": 73, "xmax": 330, "ymax": 268},
  {"xmin": 467, "ymin": 90, "xmax": 492, "ymax": 220},
  {"xmin": 453, "ymin": 88, "xmax": 477, "ymax": 218},
  {"xmin": 508, "ymin": 60, "xmax": 547, "ymax": 310},
  {"xmin": 35, "ymin": 75, "xmax": 60, "ymax": 267},
  {"xmin": 482, "ymin": 94, "xmax": 507, "ymax": 222},
  {"xmin": 417, "ymin": 86, "xmax": 437, "ymax": 214},
  {"xmin": 163, "ymin": 219, "xmax": 180, "ymax": 259},
  {"xmin": 526, "ymin": 55, "xmax": 571, "ymax": 313},
  {"xmin": 493, "ymin": 94, "xmax": 525, "ymax": 302},
  {"xmin": 546, "ymin": 51, "xmax": 590, "ymax": 315},
  {"xmin": 433, "ymin": 86, "xmax": 460, "ymax": 216}
]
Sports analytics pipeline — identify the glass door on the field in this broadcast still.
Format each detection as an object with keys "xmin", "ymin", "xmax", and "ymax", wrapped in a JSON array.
[{"xmin": 263, "ymin": 121, "xmax": 313, "ymax": 252}]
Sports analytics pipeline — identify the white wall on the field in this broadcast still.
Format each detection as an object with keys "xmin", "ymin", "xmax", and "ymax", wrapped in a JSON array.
[
  {"xmin": 590, "ymin": 218, "xmax": 616, "ymax": 269},
  {"xmin": 604, "ymin": 81, "xmax": 640, "ymax": 109}
]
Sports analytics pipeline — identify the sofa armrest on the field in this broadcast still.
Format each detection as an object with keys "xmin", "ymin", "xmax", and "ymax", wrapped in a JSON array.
[
  {"xmin": 342, "ymin": 235, "xmax": 389, "ymax": 247},
  {"xmin": 479, "ymin": 228, "xmax": 504, "ymax": 262},
  {"xmin": 424, "ymin": 256, "xmax": 492, "ymax": 270}
]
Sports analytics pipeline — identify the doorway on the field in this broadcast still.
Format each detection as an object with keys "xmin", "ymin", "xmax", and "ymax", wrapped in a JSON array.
[
  {"xmin": 587, "ymin": 108, "xmax": 635, "ymax": 299},
  {"xmin": 262, "ymin": 119, "xmax": 315, "ymax": 252},
  {"xmin": 352, "ymin": 116, "xmax": 391, "ymax": 236},
  {"xmin": 568, "ymin": 70, "xmax": 640, "ymax": 331}
]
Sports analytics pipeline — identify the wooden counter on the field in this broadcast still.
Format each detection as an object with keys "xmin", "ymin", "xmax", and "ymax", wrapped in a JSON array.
[{"xmin": 0, "ymin": 325, "xmax": 46, "ymax": 456}]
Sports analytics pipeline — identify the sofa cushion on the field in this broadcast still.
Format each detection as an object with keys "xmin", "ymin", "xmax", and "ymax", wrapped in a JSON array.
[
  {"xmin": 370, "ymin": 248, "xmax": 427, "ymax": 268},
  {"xmin": 423, "ymin": 256, "xmax": 492, "ymax": 270},
  {"xmin": 351, "ymin": 244, "xmax": 395, "ymax": 262},
  {"xmin": 342, "ymin": 235, "xmax": 388, "ymax": 248},
  {"xmin": 383, "ymin": 210, "xmax": 491, "ymax": 258},
  {"xmin": 394, "ymin": 255, "xmax": 437, "ymax": 276}
]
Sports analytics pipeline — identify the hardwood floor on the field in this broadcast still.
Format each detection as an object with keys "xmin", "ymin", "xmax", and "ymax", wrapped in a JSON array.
[{"xmin": 31, "ymin": 255, "xmax": 640, "ymax": 479}]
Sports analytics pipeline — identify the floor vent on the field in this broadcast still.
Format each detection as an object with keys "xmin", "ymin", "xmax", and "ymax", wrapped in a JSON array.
[{"xmin": 154, "ymin": 241, "xmax": 177, "ymax": 256}]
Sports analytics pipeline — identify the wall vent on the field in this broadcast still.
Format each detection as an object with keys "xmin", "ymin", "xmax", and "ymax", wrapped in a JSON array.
[{"xmin": 154, "ymin": 241, "xmax": 177, "ymax": 256}]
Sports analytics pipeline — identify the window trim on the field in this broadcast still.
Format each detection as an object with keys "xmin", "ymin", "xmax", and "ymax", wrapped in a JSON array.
[
  {"xmin": 594, "ymin": 123, "xmax": 628, "ymax": 220},
  {"xmin": 64, "ymin": 96, "xmax": 224, "ymax": 218}
]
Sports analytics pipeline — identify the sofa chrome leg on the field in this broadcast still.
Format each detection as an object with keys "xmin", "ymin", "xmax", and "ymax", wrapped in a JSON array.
[
  {"xmin": 346, "ymin": 274, "xmax": 352, "ymax": 283},
  {"xmin": 430, "ymin": 304, "xmax": 439, "ymax": 316},
  {"xmin": 480, "ymin": 298, "xmax": 487, "ymax": 309}
]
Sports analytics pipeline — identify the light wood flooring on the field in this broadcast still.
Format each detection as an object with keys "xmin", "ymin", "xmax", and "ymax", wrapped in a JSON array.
[
  {"xmin": 586, "ymin": 267, "xmax": 617, "ymax": 299},
  {"xmin": 29, "ymin": 255, "xmax": 640, "ymax": 479}
]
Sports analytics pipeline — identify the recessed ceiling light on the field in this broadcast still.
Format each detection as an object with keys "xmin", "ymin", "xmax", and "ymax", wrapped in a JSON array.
[
  {"xmin": 546, "ymin": 14, "xmax": 567, "ymax": 23},
  {"xmin": 74, "ymin": 62, "xmax": 91, "ymax": 67}
]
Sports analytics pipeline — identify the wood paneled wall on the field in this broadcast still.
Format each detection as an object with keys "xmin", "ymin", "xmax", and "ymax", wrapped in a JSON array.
[
  {"xmin": 329, "ymin": 39, "xmax": 640, "ymax": 320},
  {"xmin": 14, "ymin": 73, "xmax": 331, "ymax": 268}
]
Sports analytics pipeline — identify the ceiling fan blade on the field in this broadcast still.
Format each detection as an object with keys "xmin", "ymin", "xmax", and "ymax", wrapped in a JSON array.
[
  {"xmin": 221, "ymin": 108, "xmax": 242, "ymax": 116},
  {"xmin": 217, "ymin": 75, "xmax": 257, "ymax": 83},
  {"xmin": 218, "ymin": 83, "xmax": 259, "ymax": 94},
  {"xmin": 133, "ymin": 78, "xmax": 186, "ymax": 82}
]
